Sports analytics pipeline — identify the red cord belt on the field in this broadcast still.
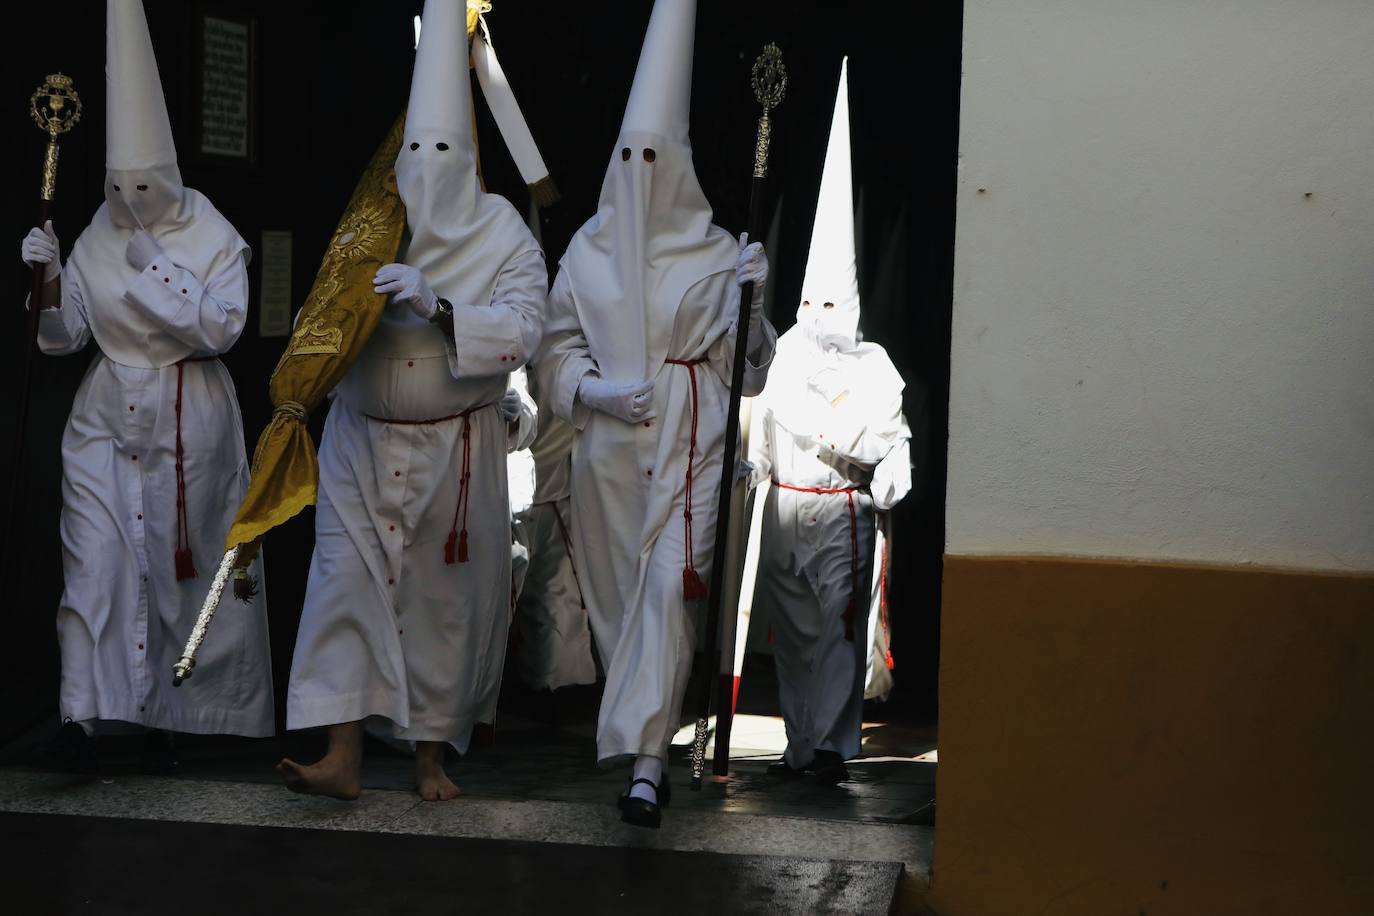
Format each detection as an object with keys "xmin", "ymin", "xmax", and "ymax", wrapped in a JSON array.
[
  {"xmin": 879, "ymin": 527, "xmax": 893, "ymax": 668},
  {"xmin": 664, "ymin": 358, "xmax": 709, "ymax": 602},
  {"xmin": 771, "ymin": 478, "xmax": 863, "ymax": 641},
  {"xmin": 363, "ymin": 401, "xmax": 495, "ymax": 566},
  {"xmin": 172, "ymin": 356, "xmax": 217, "ymax": 581}
]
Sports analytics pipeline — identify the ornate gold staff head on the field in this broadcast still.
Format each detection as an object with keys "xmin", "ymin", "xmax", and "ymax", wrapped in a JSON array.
[
  {"xmin": 750, "ymin": 44, "xmax": 787, "ymax": 179},
  {"xmin": 751, "ymin": 43, "xmax": 788, "ymax": 116},
  {"xmin": 30, "ymin": 73, "xmax": 82, "ymax": 139},
  {"xmin": 30, "ymin": 73, "xmax": 82, "ymax": 202}
]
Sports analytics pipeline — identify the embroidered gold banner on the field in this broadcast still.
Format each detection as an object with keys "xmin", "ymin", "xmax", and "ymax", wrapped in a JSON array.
[
  {"xmin": 225, "ymin": 7, "xmax": 494, "ymax": 552},
  {"xmin": 224, "ymin": 112, "xmax": 407, "ymax": 550}
]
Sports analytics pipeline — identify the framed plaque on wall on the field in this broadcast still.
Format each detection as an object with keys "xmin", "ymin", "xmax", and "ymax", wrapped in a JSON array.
[{"xmin": 191, "ymin": 6, "xmax": 257, "ymax": 166}]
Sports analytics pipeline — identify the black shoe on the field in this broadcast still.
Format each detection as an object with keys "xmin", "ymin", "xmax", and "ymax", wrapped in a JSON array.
[
  {"xmin": 616, "ymin": 775, "xmax": 670, "ymax": 808},
  {"xmin": 618, "ymin": 777, "xmax": 663, "ymax": 829},
  {"xmin": 41, "ymin": 720, "xmax": 98, "ymax": 774},
  {"xmin": 138, "ymin": 730, "xmax": 178, "ymax": 776},
  {"xmin": 812, "ymin": 750, "xmax": 849, "ymax": 786},
  {"xmin": 766, "ymin": 758, "xmax": 804, "ymax": 779}
]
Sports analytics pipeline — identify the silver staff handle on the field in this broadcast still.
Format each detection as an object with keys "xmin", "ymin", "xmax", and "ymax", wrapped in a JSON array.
[{"xmin": 172, "ymin": 545, "xmax": 241, "ymax": 686}]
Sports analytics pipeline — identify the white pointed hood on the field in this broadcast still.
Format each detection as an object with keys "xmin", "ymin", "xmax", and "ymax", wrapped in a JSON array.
[
  {"xmin": 65, "ymin": 0, "xmax": 247, "ymax": 370},
  {"xmin": 796, "ymin": 57, "xmax": 861, "ymax": 353},
  {"xmin": 619, "ymin": 0, "xmax": 694, "ymax": 144},
  {"xmin": 382, "ymin": 0, "xmax": 539, "ymax": 358},
  {"xmin": 105, "ymin": 0, "xmax": 183, "ymax": 227},
  {"xmin": 770, "ymin": 58, "xmax": 902, "ymax": 436},
  {"xmin": 559, "ymin": 0, "xmax": 738, "ymax": 382}
]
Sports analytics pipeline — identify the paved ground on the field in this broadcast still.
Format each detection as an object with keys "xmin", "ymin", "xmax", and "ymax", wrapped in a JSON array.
[
  {"xmin": 3, "ymin": 810, "xmax": 908, "ymax": 915},
  {"xmin": 0, "ymin": 657, "xmax": 937, "ymax": 912}
]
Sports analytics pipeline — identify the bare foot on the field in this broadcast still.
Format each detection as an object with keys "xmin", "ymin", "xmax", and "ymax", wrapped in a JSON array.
[
  {"xmin": 276, "ymin": 721, "xmax": 363, "ymax": 800},
  {"xmin": 276, "ymin": 756, "xmax": 362, "ymax": 800},
  {"xmin": 415, "ymin": 741, "xmax": 460, "ymax": 801}
]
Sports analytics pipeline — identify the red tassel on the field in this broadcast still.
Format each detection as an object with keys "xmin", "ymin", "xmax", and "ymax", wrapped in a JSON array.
[
  {"xmin": 682, "ymin": 567, "xmax": 707, "ymax": 601},
  {"xmin": 458, "ymin": 530, "xmax": 469, "ymax": 563},
  {"xmin": 444, "ymin": 531, "xmax": 457, "ymax": 565},
  {"xmin": 175, "ymin": 548, "xmax": 197, "ymax": 582},
  {"xmin": 767, "ymin": 624, "xmax": 774, "ymax": 644}
]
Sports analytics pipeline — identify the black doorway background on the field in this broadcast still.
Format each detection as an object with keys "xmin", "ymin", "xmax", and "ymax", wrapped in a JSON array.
[{"xmin": 0, "ymin": 0, "xmax": 960, "ymax": 740}]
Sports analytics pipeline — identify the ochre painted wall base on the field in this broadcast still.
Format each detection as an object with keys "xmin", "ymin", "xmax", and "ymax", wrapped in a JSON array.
[{"xmin": 930, "ymin": 555, "xmax": 1374, "ymax": 916}]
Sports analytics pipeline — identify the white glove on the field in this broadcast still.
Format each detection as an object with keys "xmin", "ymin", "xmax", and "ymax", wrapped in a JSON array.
[
  {"xmin": 735, "ymin": 232, "xmax": 768, "ymax": 300},
  {"xmin": 578, "ymin": 375, "xmax": 656, "ymax": 424},
  {"xmin": 374, "ymin": 263, "xmax": 439, "ymax": 320},
  {"xmin": 497, "ymin": 388, "xmax": 523, "ymax": 423},
  {"xmin": 21, "ymin": 221, "xmax": 61, "ymax": 283},
  {"xmin": 126, "ymin": 229, "xmax": 165, "ymax": 273}
]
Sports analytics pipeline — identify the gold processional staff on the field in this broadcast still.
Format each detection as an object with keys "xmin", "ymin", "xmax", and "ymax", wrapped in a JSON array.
[
  {"xmin": 6, "ymin": 75, "xmax": 82, "ymax": 582},
  {"xmin": 689, "ymin": 43, "xmax": 787, "ymax": 790}
]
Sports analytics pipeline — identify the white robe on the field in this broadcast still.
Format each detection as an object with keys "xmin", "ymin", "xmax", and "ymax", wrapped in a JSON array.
[
  {"xmin": 863, "ymin": 427, "xmax": 911, "ymax": 702},
  {"xmin": 286, "ymin": 248, "xmax": 546, "ymax": 751},
  {"xmin": 541, "ymin": 268, "xmax": 776, "ymax": 764},
  {"xmin": 511, "ymin": 366, "xmax": 597, "ymax": 691},
  {"xmin": 508, "ymin": 372, "xmax": 538, "ymax": 606},
  {"xmin": 749, "ymin": 329, "xmax": 904, "ymax": 767},
  {"xmin": 37, "ymin": 212, "xmax": 272, "ymax": 737}
]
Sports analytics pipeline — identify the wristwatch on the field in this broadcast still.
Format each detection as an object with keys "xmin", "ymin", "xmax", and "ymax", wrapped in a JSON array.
[{"xmin": 430, "ymin": 297, "xmax": 454, "ymax": 323}]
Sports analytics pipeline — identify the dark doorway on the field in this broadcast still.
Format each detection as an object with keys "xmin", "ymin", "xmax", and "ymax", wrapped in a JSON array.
[{"xmin": 1, "ymin": 0, "xmax": 959, "ymax": 758}]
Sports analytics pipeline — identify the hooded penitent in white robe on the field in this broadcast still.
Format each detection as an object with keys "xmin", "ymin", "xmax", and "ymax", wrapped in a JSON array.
[
  {"xmin": 511, "ymin": 364, "xmax": 597, "ymax": 691},
  {"xmin": 32, "ymin": 0, "xmax": 272, "ymax": 736},
  {"xmin": 538, "ymin": 0, "xmax": 776, "ymax": 765},
  {"xmin": 285, "ymin": 0, "xmax": 544, "ymax": 751},
  {"xmin": 748, "ymin": 58, "xmax": 905, "ymax": 769}
]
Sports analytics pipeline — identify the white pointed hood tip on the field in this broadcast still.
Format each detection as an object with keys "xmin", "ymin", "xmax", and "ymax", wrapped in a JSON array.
[
  {"xmin": 798, "ymin": 56, "xmax": 861, "ymax": 352},
  {"xmin": 620, "ymin": 0, "xmax": 696, "ymax": 144},
  {"xmin": 560, "ymin": 0, "xmax": 737, "ymax": 382},
  {"xmin": 407, "ymin": 0, "xmax": 474, "ymax": 148},
  {"xmin": 106, "ymin": 0, "xmax": 177, "ymax": 170}
]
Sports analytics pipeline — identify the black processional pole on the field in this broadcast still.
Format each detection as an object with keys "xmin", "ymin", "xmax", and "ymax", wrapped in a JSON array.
[
  {"xmin": 690, "ymin": 44, "xmax": 787, "ymax": 790},
  {"xmin": 6, "ymin": 75, "xmax": 82, "ymax": 580}
]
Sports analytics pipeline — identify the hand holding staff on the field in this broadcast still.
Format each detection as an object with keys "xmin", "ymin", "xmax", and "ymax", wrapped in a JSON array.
[
  {"xmin": 690, "ymin": 44, "xmax": 787, "ymax": 790},
  {"xmin": 7, "ymin": 75, "xmax": 82, "ymax": 576}
]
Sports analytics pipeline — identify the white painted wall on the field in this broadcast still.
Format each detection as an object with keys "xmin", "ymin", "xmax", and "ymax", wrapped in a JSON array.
[{"xmin": 947, "ymin": 0, "xmax": 1374, "ymax": 572}]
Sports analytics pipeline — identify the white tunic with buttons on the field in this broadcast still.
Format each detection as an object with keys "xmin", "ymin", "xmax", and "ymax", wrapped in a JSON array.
[
  {"xmin": 37, "ymin": 196, "xmax": 273, "ymax": 737},
  {"xmin": 286, "ymin": 248, "xmax": 546, "ymax": 750}
]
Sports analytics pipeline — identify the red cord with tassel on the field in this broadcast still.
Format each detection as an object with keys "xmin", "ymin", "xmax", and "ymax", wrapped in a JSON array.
[
  {"xmin": 172, "ymin": 358, "xmax": 214, "ymax": 581},
  {"xmin": 445, "ymin": 408, "xmax": 476, "ymax": 565},
  {"xmin": 363, "ymin": 402, "xmax": 492, "ymax": 568},
  {"xmin": 666, "ymin": 358, "xmax": 708, "ymax": 601}
]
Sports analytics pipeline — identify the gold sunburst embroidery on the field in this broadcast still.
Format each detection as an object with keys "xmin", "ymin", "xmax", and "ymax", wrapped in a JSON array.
[{"xmin": 332, "ymin": 203, "xmax": 389, "ymax": 261}]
